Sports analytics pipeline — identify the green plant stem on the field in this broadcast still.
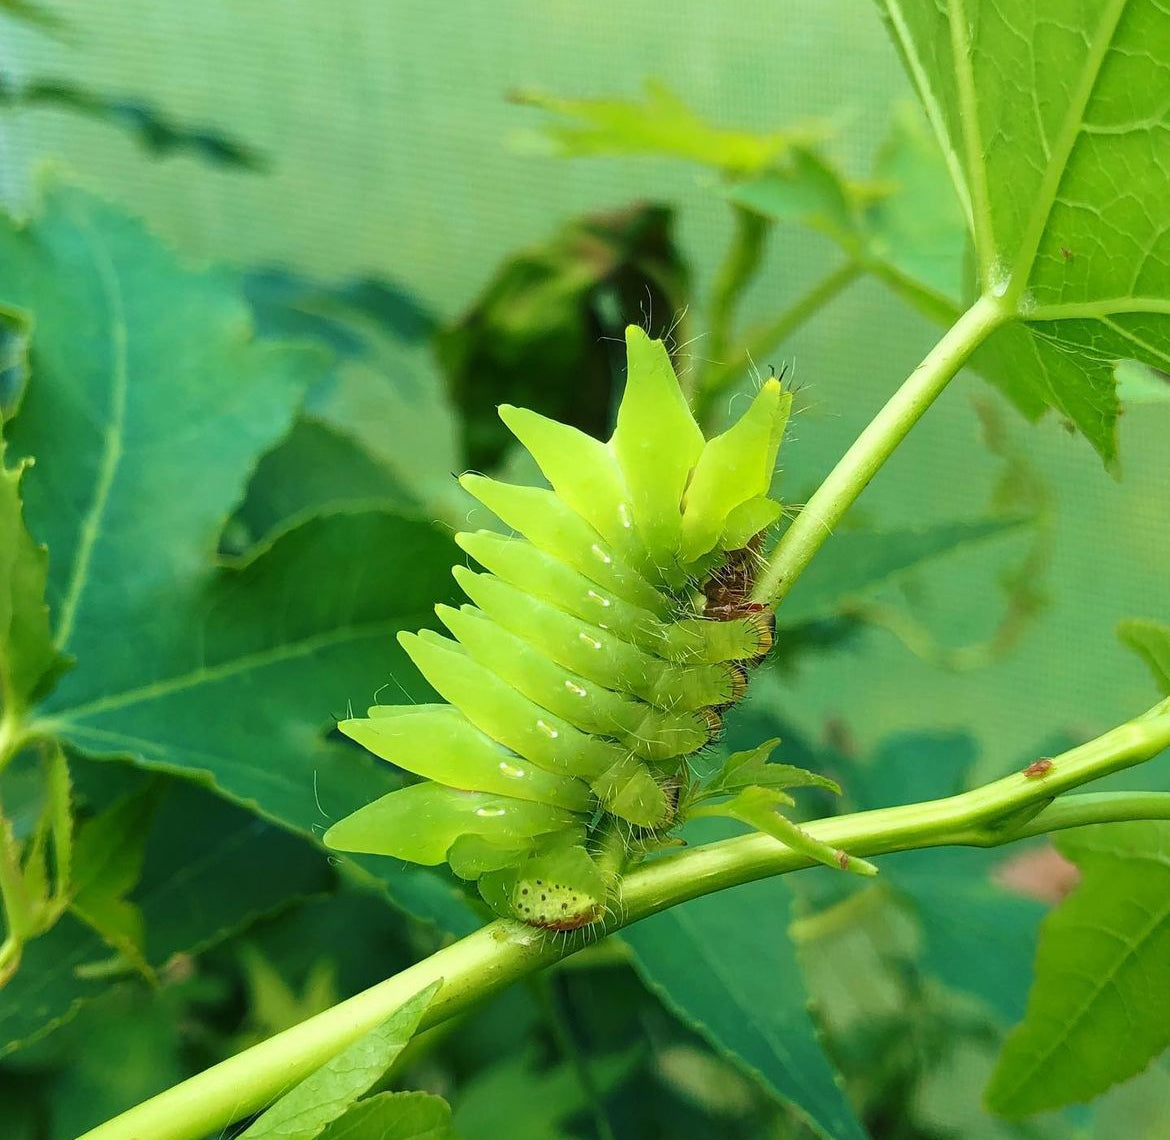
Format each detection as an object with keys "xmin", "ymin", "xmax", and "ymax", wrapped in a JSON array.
[
  {"xmin": 696, "ymin": 259, "xmax": 861, "ymax": 424},
  {"xmin": 81, "ymin": 697, "xmax": 1170, "ymax": 1140},
  {"xmin": 751, "ymin": 291, "xmax": 1010, "ymax": 606}
]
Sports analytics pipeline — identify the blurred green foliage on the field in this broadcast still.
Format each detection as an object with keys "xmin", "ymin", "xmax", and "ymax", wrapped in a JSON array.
[{"xmin": 1, "ymin": 2, "xmax": 1169, "ymax": 1139}]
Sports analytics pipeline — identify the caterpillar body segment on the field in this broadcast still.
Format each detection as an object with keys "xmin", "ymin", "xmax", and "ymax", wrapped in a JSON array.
[
  {"xmin": 434, "ymin": 604, "xmax": 712, "ymax": 760},
  {"xmin": 398, "ymin": 630, "xmax": 624, "ymax": 780},
  {"xmin": 323, "ymin": 782, "xmax": 578, "ymax": 865},
  {"xmin": 458, "ymin": 475, "xmax": 670, "ymax": 616},
  {"xmin": 611, "ymin": 326, "xmax": 706, "ymax": 567},
  {"xmin": 325, "ymin": 326, "xmax": 792, "ymax": 931},
  {"xmin": 680, "ymin": 381, "xmax": 791, "ymax": 561},
  {"xmin": 496, "ymin": 404, "xmax": 651, "ymax": 577},
  {"xmin": 339, "ymin": 713, "xmax": 592, "ymax": 811},
  {"xmin": 720, "ymin": 495, "xmax": 784, "ymax": 553},
  {"xmin": 455, "ymin": 530, "xmax": 665, "ymax": 645}
]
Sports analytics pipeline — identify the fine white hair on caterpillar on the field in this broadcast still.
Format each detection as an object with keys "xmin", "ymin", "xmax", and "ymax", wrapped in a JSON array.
[{"xmin": 325, "ymin": 325, "xmax": 791, "ymax": 929}]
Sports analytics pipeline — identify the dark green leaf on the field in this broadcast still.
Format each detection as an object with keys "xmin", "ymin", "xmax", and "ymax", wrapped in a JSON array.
[
  {"xmin": 986, "ymin": 820, "xmax": 1170, "ymax": 1116},
  {"xmin": 1118, "ymin": 618, "xmax": 1170, "ymax": 694},
  {"xmin": 45, "ymin": 984, "xmax": 186, "ymax": 1140},
  {"xmin": 884, "ymin": 846, "xmax": 1044, "ymax": 1026},
  {"xmin": 0, "ymin": 774, "xmax": 333, "ymax": 1055},
  {"xmin": 243, "ymin": 269, "xmax": 464, "ymax": 529},
  {"xmin": 240, "ymin": 982, "xmax": 439, "ymax": 1140},
  {"xmin": 68, "ymin": 782, "xmax": 160, "ymax": 976},
  {"xmin": 317, "ymin": 1092, "xmax": 455, "ymax": 1140},
  {"xmin": 438, "ymin": 203, "xmax": 688, "ymax": 468},
  {"xmin": 453, "ymin": 1050, "xmax": 635, "ymax": 1140},
  {"xmin": 779, "ymin": 516, "xmax": 1028, "ymax": 627},
  {"xmin": 875, "ymin": 1, "xmax": 1170, "ymax": 463},
  {"xmin": 847, "ymin": 731, "xmax": 978, "ymax": 812},
  {"xmin": 1, "ymin": 185, "xmax": 313, "ymax": 704},
  {"xmin": 236, "ymin": 417, "xmax": 419, "ymax": 542},
  {"xmin": 44, "ymin": 509, "xmax": 460, "ymax": 869},
  {"xmin": 0, "ymin": 79, "xmax": 265, "ymax": 169},
  {"xmin": 624, "ymin": 880, "xmax": 869, "ymax": 1140}
]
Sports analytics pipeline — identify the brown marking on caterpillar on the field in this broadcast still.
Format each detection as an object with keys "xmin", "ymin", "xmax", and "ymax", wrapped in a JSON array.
[
  {"xmin": 1024, "ymin": 757, "xmax": 1055, "ymax": 779},
  {"xmin": 703, "ymin": 532, "xmax": 766, "ymax": 621},
  {"xmin": 835, "ymin": 849, "xmax": 850, "ymax": 870}
]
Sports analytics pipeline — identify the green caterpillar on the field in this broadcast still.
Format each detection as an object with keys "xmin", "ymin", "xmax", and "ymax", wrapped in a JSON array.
[{"xmin": 325, "ymin": 327, "xmax": 791, "ymax": 930}]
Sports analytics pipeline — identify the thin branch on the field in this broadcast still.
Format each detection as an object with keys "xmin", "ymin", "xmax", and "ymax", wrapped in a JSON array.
[{"xmin": 79, "ymin": 697, "xmax": 1170, "ymax": 1140}]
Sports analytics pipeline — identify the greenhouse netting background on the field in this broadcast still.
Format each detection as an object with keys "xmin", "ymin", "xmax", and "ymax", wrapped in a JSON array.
[{"xmin": 3, "ymin": 0, "xmax": 1166, "ymax": 776}]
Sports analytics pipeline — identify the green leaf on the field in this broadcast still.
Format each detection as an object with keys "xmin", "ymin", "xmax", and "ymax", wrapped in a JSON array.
[
  {"xmin": 864, "ymin": 102, "xmax": 970, "ymax": 308},
  {"xmin": 437, "ymin": 203, "xmax": 687, "ymax": 470},
  {"xmin": 986, "ymin": 820, "xmax": 1170, "ymax": 1116},
  {"xmin": 453, "ymin": 1050, "xmax": 635, "ymax": 1140},
  {"xmin": 876, "ymin": 0, "xmax": 1170, "ymax": 463},
  {"xmin": 44, "ymin": 983, "xmax": 187, "ymax": 1140},
  {"xmin": 513, "ymin": 80, "xmax": 824, "ymax": 174},
  {"xmin": 623, "ymin": 879, "xmax": 869, "ymax": 1140},
  {"xmin": 725, "ymin": 144, "xmax": 875, "ymax": 257},
  {"xmin": 235, "ymin": 417, "xmax": 420, "ymax": 543},
  {"xmin": 0, "ymin": 187, "xmax": 468, "ymax": 928},
  {"xmin": 778, "ymin": 516, "xmax": 1028, "ymax": 627},
  {"xmin": 0, "ymin": 772, "xmax": 333, "ymax": 1055},
  {"xmin": 703, "ymin": 738, "xmax": 841, "ymax": 797},
  {"xmin": 1118, "ymin": 618, "xmax": 1170, "ymax": 694},
  {"xmin": 696, "ymin": 786, "xmax": 877, "ymax": 877},
  {"xmin": 0, "ymin": 185, "xmax": 312, "ymax": 699},
  {"xmin": 317, "ymin": 1092, "xmax": 455, "ymax": 1140},
  {"xmin": 68, "ymin": 782, "xmax": 160, "ymax": 976},
  {"xmin": 43, "ymin": 510, "xmax": 459, "ymax": 861},
  {"xmin": 243, "ymin": 270, "xmax": 465, "ymax": 530},
  {"xmin": 0, "ymin": 437, "xmax": 59, "ymax": 715},
  {"xmin": 884, "ymin": 846, "xmax": 1045, "ymax": 1026},
  {"xmin": 0, "ymin": 78, "xmax": 265, "ymax": 169},
  {"xmin": 240, "ymin": 981, "xmax": 440, "ymax": 1140}
]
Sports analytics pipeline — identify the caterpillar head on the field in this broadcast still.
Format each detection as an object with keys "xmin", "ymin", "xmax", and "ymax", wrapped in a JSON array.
[{"xmin": 325, "ymin": 326, "xmax": 791, "ymax": 929}]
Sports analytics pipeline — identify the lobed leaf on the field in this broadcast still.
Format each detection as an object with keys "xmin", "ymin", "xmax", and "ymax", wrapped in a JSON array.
[
  {"xmin": 513, "ymin": 80, "xmax": 826, "ymax": 174},
  {"xmin": 876, "ymin": 0, "xmax": 1170, "ymax": 464},
  {"xmin": 704, "ymin": 738, "xmax": 841, "ymax": 798}
]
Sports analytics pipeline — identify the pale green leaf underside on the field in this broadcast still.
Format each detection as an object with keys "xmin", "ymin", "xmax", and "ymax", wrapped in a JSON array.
[
  {"xmin": 877, "ymin": 0, "xmax": 1170, "ymax": 463},
  {"xmin": 986, "ymin": 820, "xmax": 1170, "ymax": 1115}
]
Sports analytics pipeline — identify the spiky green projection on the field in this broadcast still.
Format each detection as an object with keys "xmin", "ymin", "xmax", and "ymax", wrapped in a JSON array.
[{"xmin": 325, "ymin": 327, "xmax": 791, "ymax": 929}]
